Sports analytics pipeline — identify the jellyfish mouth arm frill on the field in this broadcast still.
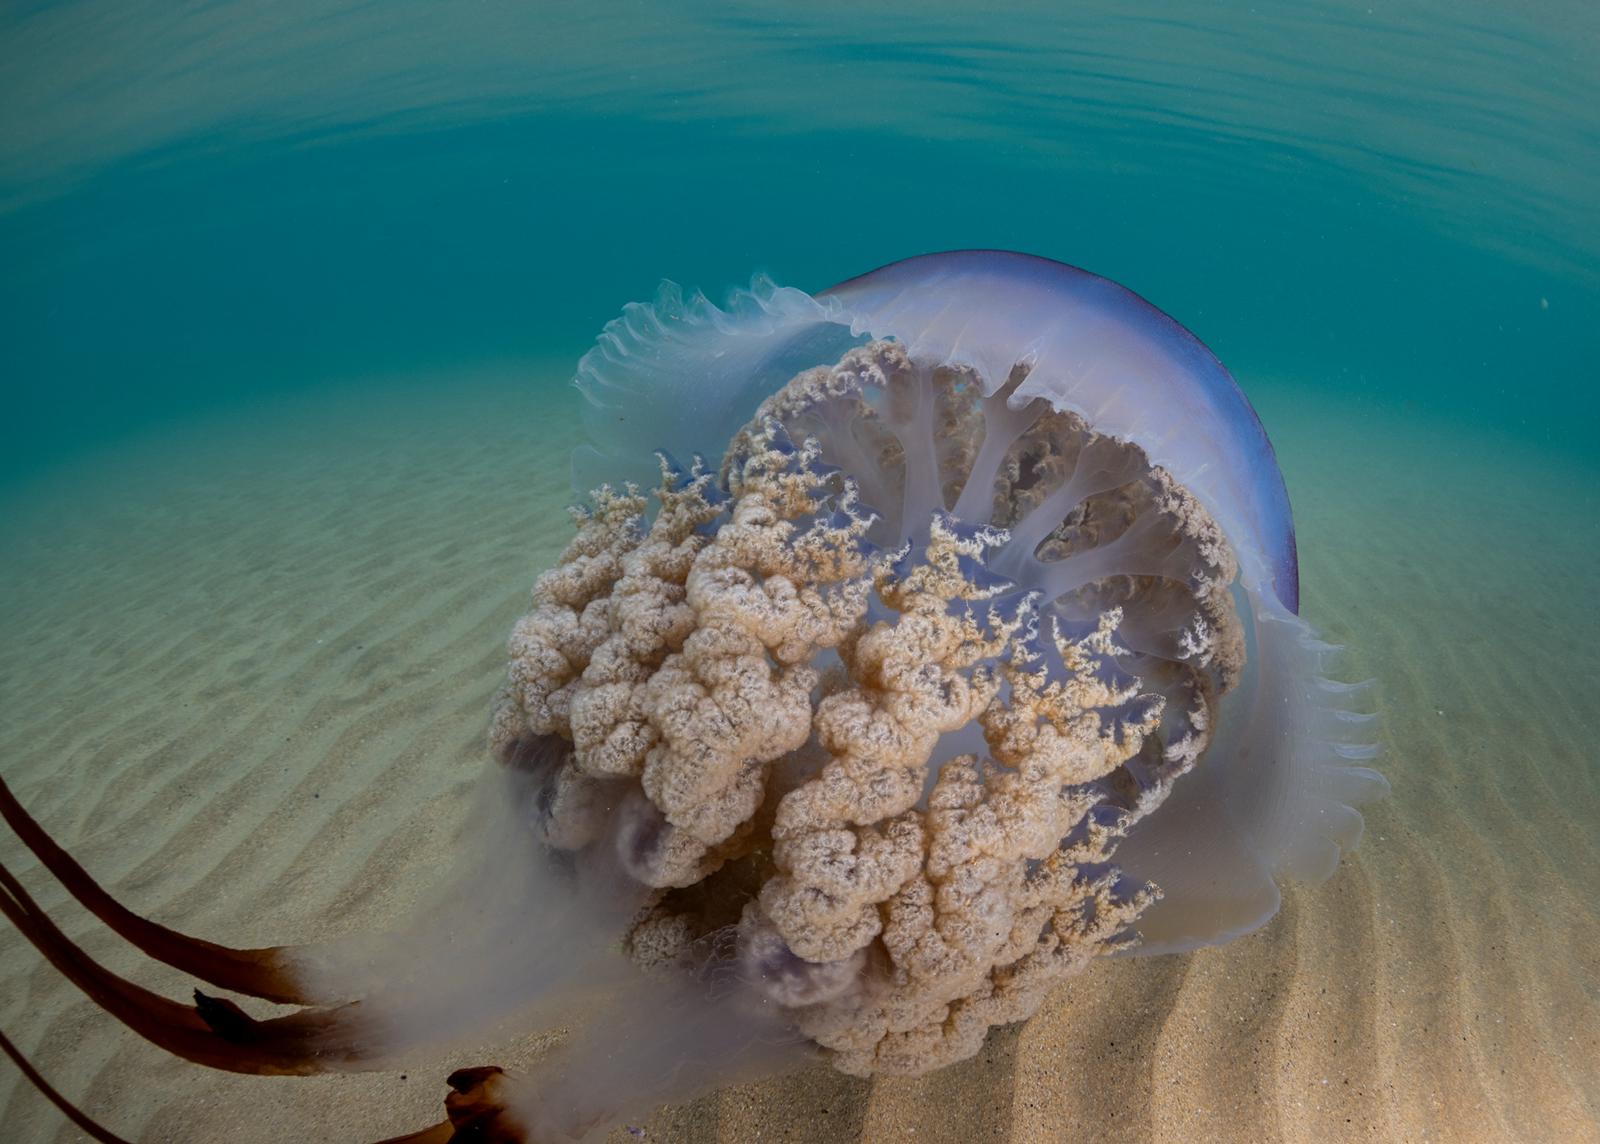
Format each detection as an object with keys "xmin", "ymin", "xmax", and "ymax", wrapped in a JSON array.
[{"xmin": 519, "ymin": 335, "xmax": 1272, "ymax": 1081}]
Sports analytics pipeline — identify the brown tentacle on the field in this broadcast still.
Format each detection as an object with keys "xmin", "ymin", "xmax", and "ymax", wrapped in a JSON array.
[
  {"xmin": 0, "ymin": 774, "xmax": 315, "ymax": 1005},
  {"xmin": 364, "ymin": 1067, "xmax": 532, "ymax": 1142},
  {"xmin": 2, "ymin": 1026, "xmax": 508, "ymax": 1144},
  {"xmin": 441, "ymin": 1066, "xmax": 528, "ymax": 1142},
  {"xmin": 374, "ymin": 1124, "xmax": 457, "ymax": 1144},
  {"xmin": 0, "ymin": 784, "xmax": 478, "ymax": 1079},
  {"xmin": 189, "ymin": 985, "xmax": 397, "ymax": 1064},
  {"xmin": 0, "ymin": 783, "xmax": 530, "ymax": 1141},
  {"xmin": 0, "ymin": 1027, "xmax": 132, "ymax": 1144},
  {"xmin": 370, "ymin": 1068, "xmax": 528, "ymax": 1142},
  {"xmin": 0, "ymin": 858, "xmax": 378, "ymax": 1075}
]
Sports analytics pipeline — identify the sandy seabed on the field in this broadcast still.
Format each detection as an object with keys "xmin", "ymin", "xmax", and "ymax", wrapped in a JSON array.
[{"xmin": 0, "ymin": 365, "xmax": 1595, "ymax": 1143}]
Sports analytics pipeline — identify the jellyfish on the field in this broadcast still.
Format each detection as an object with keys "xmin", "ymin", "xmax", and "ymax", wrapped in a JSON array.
[{"xmin": 0, "ymin": 250, "xmax": 1386, "ymax": 1141}]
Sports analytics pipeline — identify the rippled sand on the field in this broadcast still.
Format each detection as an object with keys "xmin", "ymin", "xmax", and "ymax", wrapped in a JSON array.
[{"xmin": 0, "ymin": 369, "xmax": 1595, "ymax": 1142}]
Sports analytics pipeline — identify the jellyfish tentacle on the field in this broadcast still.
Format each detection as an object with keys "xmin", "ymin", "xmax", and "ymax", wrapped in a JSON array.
[
  {"xmin": 431, "ymin": 1066, "xmax": 527, "ymax": 1143},
  {"xmin": 0, "ymin": 795, "xmax": 551, "ymax": 1133},
  {"xmin": 0, "ymin": 774, "xmax": 317, "ymax": 1005},
  {"xmin": 2, "ymin": 1022, "xmax": 501, "ymax": 1144},
  {"xmin": 0, "ymin": 858, "xmax": 350, "ymax": 1074},
  {"xmin": 0, "ymin": 1028, "xmax": 132, "ymax": 1143},
  {"xmin": 1, "ymin": 771, "xmax": 627, "ymax": 1079},
  {"xmin": 375, "ymin": 1125, "xmax": 456, "ymax": 1144}
]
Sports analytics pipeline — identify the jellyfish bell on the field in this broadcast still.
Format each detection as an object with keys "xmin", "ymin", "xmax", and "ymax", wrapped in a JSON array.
[{"xmin": 1, "ymin": 250, "xmax": 1385, "ymax": 1141}]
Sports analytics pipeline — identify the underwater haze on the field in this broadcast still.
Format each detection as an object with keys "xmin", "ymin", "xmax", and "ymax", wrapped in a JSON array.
[{"xmin": 1, "ymin": 3, "xmax": 1598, "ymax": 1142}]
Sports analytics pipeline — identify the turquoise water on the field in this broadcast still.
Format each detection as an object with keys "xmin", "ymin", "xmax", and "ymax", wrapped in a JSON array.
[
  {"xmin": 2, "ymin": 3, "xmax": 1596, "ymax": 479},
  {"xmin": 2, "ymin": 3, "xmax": 1598, "ymax": 1141}
]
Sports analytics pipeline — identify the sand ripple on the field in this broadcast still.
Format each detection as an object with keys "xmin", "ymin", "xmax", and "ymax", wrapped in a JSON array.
[{"xmin": 0, "ymin": 375, "xmax": 1595, "ymax": 1142}]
